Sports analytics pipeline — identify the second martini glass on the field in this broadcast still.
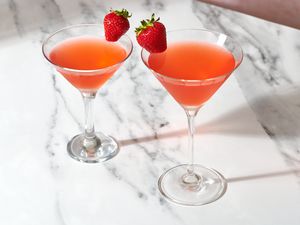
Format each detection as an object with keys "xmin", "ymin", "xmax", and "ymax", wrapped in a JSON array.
[
  {"xmin": 43, "ymin": 24, "xmax": 132, "ymax": 163},
  {"xmin": 142, "ymin": 29, "xmax": 243, "ymax": 206}
]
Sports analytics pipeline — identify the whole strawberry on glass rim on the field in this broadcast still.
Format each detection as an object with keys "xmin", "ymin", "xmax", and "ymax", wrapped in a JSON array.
[
  {"xmin": 135, "ymin": 14, "xmax": 167, "ymax": 53},
  {"xmin": 104, "ymin": 8, "xmax": 131, "ymax": 41}
]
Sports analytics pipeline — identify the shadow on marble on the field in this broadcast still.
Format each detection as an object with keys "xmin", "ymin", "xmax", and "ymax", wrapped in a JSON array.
[
  {"xmin": 119, "ymin": 105, "xmax": 257, "ymax": 147},
  {"xmin": 227, "ymin": 168, "xmax": 300, "ymax": 183},
  {"xmin": 248, "ymin": 85, "xmax": 300, "ymax": 162},
  {"xmin": 120, "ymin": 85, "xmax": 300, "ymax": 148}
]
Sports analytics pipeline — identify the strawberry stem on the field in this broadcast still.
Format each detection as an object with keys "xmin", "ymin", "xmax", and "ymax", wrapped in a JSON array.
[
  {"xmin": 135, "ymin": 13, "xmax": 160, "ymax": 36},
  {"xmin": 111, "ymin": 8, "xmax": 132, "ymax": 18}
]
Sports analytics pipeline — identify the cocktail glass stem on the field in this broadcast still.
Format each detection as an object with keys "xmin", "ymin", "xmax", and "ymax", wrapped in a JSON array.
[
  {"xmin": 82, "ymin": 92, "xmax": 100, "ymax": 153},
  {"xmin": 182, "ymin": 109, "xmax": 201, "ymax": 190}
]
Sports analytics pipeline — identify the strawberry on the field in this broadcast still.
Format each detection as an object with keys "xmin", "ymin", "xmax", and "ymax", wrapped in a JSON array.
[
  {"xmin": 135, "ymin": 14, "xmax": 167, "ymax": 53},
  {"xmin": 104, "ymin": 9, "xmax": 131, "ymax": 41}
]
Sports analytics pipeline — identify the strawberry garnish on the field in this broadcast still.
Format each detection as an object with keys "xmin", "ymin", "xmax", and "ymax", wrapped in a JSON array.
[
  {"xmin": 104, "ymin": 9, "xmax": 131, "ymax": 41},
  {"xmin": 135, "ymin": 14, "xmax": 167, "ymax": 53}
]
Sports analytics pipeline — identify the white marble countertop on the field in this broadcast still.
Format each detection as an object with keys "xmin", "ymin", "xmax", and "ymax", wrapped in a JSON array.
[{"xmin": 0, "ymin": 0, "xmax": 300, "ymax": 224}]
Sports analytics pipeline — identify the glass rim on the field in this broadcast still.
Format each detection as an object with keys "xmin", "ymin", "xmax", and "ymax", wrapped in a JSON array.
[
  {"xmin": 42, "ymin": 23, "xmax": 133, "ymax": 74},
  {"xmin": 141, "ymin": 28, "xmax": 243, "ymax": 83}
]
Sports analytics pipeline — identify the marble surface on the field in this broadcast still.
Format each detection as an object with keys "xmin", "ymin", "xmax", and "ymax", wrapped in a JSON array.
[{"xmin": 0, "ymin": 0, "xmax": 300, "ymax": 224}]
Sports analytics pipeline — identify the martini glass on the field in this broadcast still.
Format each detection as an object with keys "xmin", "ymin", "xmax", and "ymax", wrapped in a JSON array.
[
  {"xmin": 141, "ymin": 29, "xmax": 243, "ymax": 205},
  {"xmin": 43, "ymin": 24, "xmax": 132, "ymax": 163}
]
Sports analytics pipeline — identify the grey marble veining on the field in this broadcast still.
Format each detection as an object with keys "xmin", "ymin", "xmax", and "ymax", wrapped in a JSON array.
[
  {"xmin": 0, "ymin": 0, "xmax": 300, "ymax": 224},
  {"xmin": 193, "ymin": 0, "xmax": 300, "ymax": 164}
]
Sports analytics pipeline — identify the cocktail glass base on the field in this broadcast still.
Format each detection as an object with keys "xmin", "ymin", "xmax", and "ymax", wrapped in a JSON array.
[
  {"xmin": 67, "ymin": 132, "xmax": 119, "ymax": 163},
  {"xmin": 158, "ymin": 164, "xmax": 227, "ymax": 206}
]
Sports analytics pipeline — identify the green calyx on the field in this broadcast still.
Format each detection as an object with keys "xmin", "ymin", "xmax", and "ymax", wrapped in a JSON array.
[
  {"xmin": 112, "ymin": 8, "xmax": 132, "ymax": 18},
  {"xmin": 135, "ymin": 13, "xmax": 160, "ymax": 36}
]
